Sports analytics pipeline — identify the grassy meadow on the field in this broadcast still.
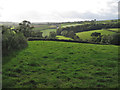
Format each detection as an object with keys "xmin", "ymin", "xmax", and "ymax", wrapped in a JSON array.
[
  {"xmin": 3, "ymin": 41, "xmax": 119, "ymax": 88},
  {"xmin": 2, "ymin": 19, "xmax": 119, "ymax": 88},
  {"xmin": 107, "ymin": 28, "xmax": 120, "ymax": 33},
  {"xmin": 76, "ymin": 29, "xmax": 117, "ymax": 41}
]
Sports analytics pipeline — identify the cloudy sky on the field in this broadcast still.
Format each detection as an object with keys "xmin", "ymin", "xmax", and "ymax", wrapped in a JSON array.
[{"xmin": 0, "ymin": 0, "xmax": 119, "ymax": 22}]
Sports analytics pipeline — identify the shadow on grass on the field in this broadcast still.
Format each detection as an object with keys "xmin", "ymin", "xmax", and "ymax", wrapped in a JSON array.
[{"xmin": 2, "ymin": 48, "xmax": 26, "ymax": 65}]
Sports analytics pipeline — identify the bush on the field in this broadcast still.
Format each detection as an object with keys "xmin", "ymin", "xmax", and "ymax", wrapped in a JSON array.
[
  {"xmin": 110, "ymin": 33, "xmax": 120, "ymax": 45},
  {"xmin": 2, "ymin": 26, "xmax": 28, "ymax": 56},
  {"xmin": 101, "ymin": 35, "xmax": 112, "ymax": 44}
]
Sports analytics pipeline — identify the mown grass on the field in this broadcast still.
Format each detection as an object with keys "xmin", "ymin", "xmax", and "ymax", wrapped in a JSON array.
[
  {"xmin": 56, "ymin": 35, "xmax": 73, "ymax": 40},
  {"xmin": 76, "ymin": 29, "xmax": 117, "ymax": 41},
  {"xmin": 2, "ymin": 41, "xmax": 119, "ymax": 88}
]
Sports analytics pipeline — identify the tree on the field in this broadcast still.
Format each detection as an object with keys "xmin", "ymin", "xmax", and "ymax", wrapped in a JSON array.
[
  {"xmin": 18, "ymin": 20, "xmax": 34, "ymax": 37},
  {"xmin": 67, "ymin": 31, "xmax": 75, "ymax": 39},
  {"xmin": 91, "ymin": 32, "xmax": 102, "ymax": 43},
  {"xmin": 56, "ymin": 25, "xmax": 62, "ymax": 35},
  {"xmin": 91, "ymin": 32, "xmax": 101, "ymax": 37},
  {"xmin": 2, "ymin": 25, "xmax": 28, "ymax": 56},
  {"xmin": 110, "ymin": 33, "xmax": 120, "ymax": 45},
  {"xmin": 61, "ymin": 30, "xmax": 68, "ymax": 36},
  {"xmin": 49, "ymin": 31, "xmax": 56, "ymax": 39},
  {"xmin": 101, "ymin": 35, "xmax": 113, "ymax": 44}
]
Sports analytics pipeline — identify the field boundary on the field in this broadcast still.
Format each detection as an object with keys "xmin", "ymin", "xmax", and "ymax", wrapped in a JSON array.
[{"xmin": 28, "ymin": 38, "xmax": 113, "ymax": 45}]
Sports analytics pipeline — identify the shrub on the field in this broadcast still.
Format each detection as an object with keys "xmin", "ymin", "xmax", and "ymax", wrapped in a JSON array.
[
  {"xmin": 2, "ymin": 26, "xmax": 28, "ymax": 56},
  {"xmin": 90, "ymin": 32, "xmax": 102, "ymax": 43},
  {"xmin": 110, "ymin": 33, "xmax": 120, "ymax": 45},
  {"xmin": 49, "ymin": 31, "xmax": 56, "ymax": 39},
  {"xmin": 101, "ymin": 35, "xmax": 113, "ymax": 44}
]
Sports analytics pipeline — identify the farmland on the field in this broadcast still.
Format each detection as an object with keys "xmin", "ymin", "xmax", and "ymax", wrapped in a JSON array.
[
  {"xmin": 3, "ymin": 41, "xmax": 119, "ymax": 88},
  {"xmin": 2, "ymin": 19, "xmax": 119, "ymax": 88},
  {"xmin": 107, "ymin": 28, "xmax": 120, "ymax": 33},
  {"xmin": 76, "ymin": 29, "xmax": 117, "ymax": 41},
  {"xmin": 61, "ymin": 24, "xmax": 83, "ymax": 28},
  {"xmin": 32, "ymin": 24, "xmax": 56, "ymax": 31}
]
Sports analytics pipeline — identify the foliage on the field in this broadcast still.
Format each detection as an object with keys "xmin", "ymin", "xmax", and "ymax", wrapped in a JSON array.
[
  {"xmin": 2, "ymin": 25, "xmax": 28, "ymax": 56},
  {"xmin": 61, "ymin": 30, "xmax": 68, "ymax": 37},
  {"xmin": 110, "ymin": 33, "xmax": 120, "ymax": 45},
  {"xmin": 49, "ymin": 31, "xmax": 56, "ymax": 39},
  {"xmin": 90, "ymin": 32, "xmax": 102, "ymax": 43},
  {"xmin": 30, "ymin": 31, "xmax": 43, "ymax": 37},
  {"xmin": 57, "ymin": 22, "xmax": 119, "ymax": 36},
  {"xmin": 101, "ymin": 35, "xmax": 113, "ymax": 44},
  {"xmin": 18, "ymin": 20, "xmax": 34, "ymax": 37},
  {"xmin": 67, "ymin": 31, "xmax": 75, "ymax": 39}
]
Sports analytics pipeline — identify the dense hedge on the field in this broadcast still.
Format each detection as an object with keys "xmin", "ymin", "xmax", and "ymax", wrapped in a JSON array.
[
  {"xmin": 2, "ymin": 26, "xmax": 28, "ymax": 56},
  {"xmin": 57, "ymin": 22, "xmax": 119, "ymax": 35}
]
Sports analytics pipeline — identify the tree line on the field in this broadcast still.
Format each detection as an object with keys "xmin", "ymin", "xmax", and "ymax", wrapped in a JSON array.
[
  {"xmin": 2, "ymin": 20, "xmax": 119, "ymax": 56},
  {"xmin": 56, "ymin": 22, "xmax": 119, "ymax": 45}
]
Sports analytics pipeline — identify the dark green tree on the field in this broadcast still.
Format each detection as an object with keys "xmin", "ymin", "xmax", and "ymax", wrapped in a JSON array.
[
  {"xmin": 67, "ymin": 31, "xmax": 75, "ymax": 39},
  {"xmin": 110, "ymin": 33, "xmax": 120, "ymax": 45},
  {"xmin": 49, "ymin": 31, "xmax": 56, "ymax": 39},
  {"xmin": 61, "ymin": 30, "xmax": 68, "ymax": 36},
  {"xmin": 91, "ymin": 32, "xmax": 102, "ymax": 43},
  {"xmin": 18, "ymin": 20, "xmax": 34, "ymax": 37}
]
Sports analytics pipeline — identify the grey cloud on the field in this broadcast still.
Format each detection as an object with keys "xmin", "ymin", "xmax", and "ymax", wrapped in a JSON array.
[
  {"xmin": 17, "ymin": 11, "xmax": 42, "ymax": 21},
  {"xmin": 0, "ymin": 7, "xmax": 2, "ymax": 17},
  {"xmin": 118, "ymin": 1, "xmax": 120, "ymax": 19},
  {"xmin": 56, "ymin": 1, "xmax": 118, "ymax": 20},
  {"xmin": 56, "ymin": 10, "xmax": 117, "ymax": 21}
]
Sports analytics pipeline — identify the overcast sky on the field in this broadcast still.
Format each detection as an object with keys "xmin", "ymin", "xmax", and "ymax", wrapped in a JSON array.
[{"xmin": 0, "ymin": 0, "xmax": 119, "ymax": 22}]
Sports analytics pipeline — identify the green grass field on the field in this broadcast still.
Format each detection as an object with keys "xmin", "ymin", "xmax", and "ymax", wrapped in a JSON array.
[
  {"xmin": 33, "ymin": 25, "xmax": 50, "ymax": 31},
  {"xmin": 76, "ymin": 29, "xmax": 117, "ymax": 41},
  {"xmin": 61, "ymin": 24, "xmax": 83, "ymax": 28},
  {"xmin": 3, "ymin": 41, "xmax": 119, "ymax": 88},
  {"xmin": 40, "ymin": 29, "xmax": 56, "ymax": 37},
  {"xmin": 56, "ymin": 35, "xmax": 73, "ymax": 40},
  {"xmin": 33, "ymin": 25, "xmax": 56, "ymax": 32},
  {"xmin": 107, "ymin": 28, "xmax": 120, "ymax": 33}
]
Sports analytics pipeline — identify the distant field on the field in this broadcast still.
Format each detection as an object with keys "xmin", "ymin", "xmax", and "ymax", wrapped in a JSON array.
[
  {"xmin": 76, "ymin": 29, "xmax": 117, "ymax": 41},
  {"xmin": 40, "ymin": 29, "xmax": 56, "ymax": 37},
  {"xmin": 3, "ymin": 41, "xmax": 119, "ymax": 88},
  {"xmin": 33, "ymin": 25, "xmax": 50, "ymax": 31},
  {"xmin": 33, "ymin": 25, "xmax": 57, "ymax": 31},
  {"xmin": 61, "ymin": 24, "xmax": 83, "ymax": 28},
  {"xmin": 56, "ymin": 35, "xmax": 73, "ymax": 40},
  {"xmin": 107, "ymin": 28, "xmax": 120, "ymax": 33}
]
